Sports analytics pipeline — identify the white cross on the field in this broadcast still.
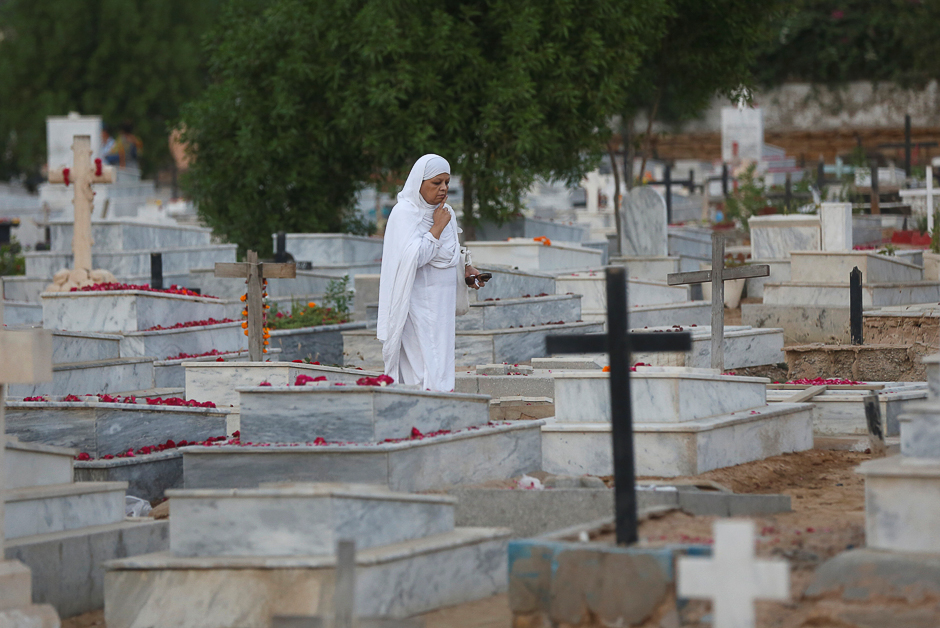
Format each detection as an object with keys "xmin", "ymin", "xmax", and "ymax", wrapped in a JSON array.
[
  {"xmin": 677, "ymin": 519, "xmax": 790, "ymax": 628},
  {"xmin": 45, "ymin": 134, "xmax": 116, "ymax": 292}
]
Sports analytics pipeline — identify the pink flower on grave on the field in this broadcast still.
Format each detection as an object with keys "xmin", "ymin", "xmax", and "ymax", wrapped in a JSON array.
[
  {"xmin": 313, "ymin": 437, "xmax": 327, "ymax": 446},
  {"xmin": 356, "ymin": 374, "xmax": 394, "ymax": 387},
  {"xmin": 258, "ymin": 381, "xmax": 273, "ymax": 387},
  {"xmin": 411, "ymin": 427, "xmax": 424, "ymax": 438},
  {"xmin": 75, "ymin": 452, "xmax": 92, "ymax": 461}
]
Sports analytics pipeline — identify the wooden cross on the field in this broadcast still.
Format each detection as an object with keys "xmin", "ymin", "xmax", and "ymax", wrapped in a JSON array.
[
  {"xmin": 678, "ymin": 520, "xmax": 789, "ymax": 628},
  {"xmin": 46, "ymin": 135, "xmax": 115, "ymax": 291},
  {"xmin": 546, "ymin": 266, "xmax": 692, "ymax": 545},
  {"xmin": 272, "ymin": 540, "xmax": 422, "ymax": 628},
  {"xmin": 0, "ymin": 302, "xmax": 54, "ymax": 553},
  {"xmin": 666, "ymin": 232, "xmax": 769, "ymax": 372},
  {"xmin": 215, "ymin": 250, "xmax": 295, "ymax": 361}
]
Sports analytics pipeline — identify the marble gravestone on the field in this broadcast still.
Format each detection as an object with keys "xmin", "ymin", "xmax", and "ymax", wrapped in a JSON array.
[
  {"xmin": 620, "ymin": 187, "xmax": 668, "ymax": 257},
  {"xmin": 819, "ymin": 202, "xmax": 853, "ymax": 252},
  {"xmin": 47, "ymin": 113, "xmax": 102, "ymax": 171}
]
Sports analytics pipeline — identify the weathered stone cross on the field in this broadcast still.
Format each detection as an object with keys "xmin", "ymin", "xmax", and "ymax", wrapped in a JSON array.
[
  {"xmin": 215, "ymin": 250, "xmax": 295, "ymax": 361},
  {"xmin": 666, "ymin": 231, "xmax": 769, "ymax": 372},
  {"xmin": 678, "ymin": 519, "xmax": 789, "ymax": 628},
  {"xmin": 546, "ymin": 266, "xmax": 692, "ymax": 545},
  {"xmin": 0, "ymin": 302, "xmax": 57, "ymax": 623},
  {"xmin": 45, "ymin": 134, "xmax": 117, "ymax": 292}
]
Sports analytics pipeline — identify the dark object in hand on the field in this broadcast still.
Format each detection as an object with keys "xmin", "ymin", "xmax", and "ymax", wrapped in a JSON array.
[{"xmin": 466, "ymin": 272, "xmax": 492, "ymax": 287}]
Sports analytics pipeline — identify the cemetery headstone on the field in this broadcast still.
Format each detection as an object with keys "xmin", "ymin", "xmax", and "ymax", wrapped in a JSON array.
[
  {"xmin": 44, "ymin": 134, "xmax": 118, "ymax": 292},
  {"xmin": 667, "ymin": 233, "xmax": 770, "ymax": 372},
  {"xmin": 215, "ymin": 250, "xmax": 296, "ymax": 360},
  {"xmin": 721, "ymin": 106, "xmax": 764, "ymax": 164},
  {"xmin": 46, "ymin": 113, "xmax": 102, "ymax": 171},
  {"xmin": 546, "ymin": 266, "xmax": 691, "ymax": 544},
  {"xmin": 819, "ymin": 203, "xmax": 853, "ymax": 251},
  {"xmin": 678, "ymin": 519, "xmax": 789, "ymax": 628},
  {"xmin": 620, "ymin": 187, "xmax": 668, "ymax": 257}
]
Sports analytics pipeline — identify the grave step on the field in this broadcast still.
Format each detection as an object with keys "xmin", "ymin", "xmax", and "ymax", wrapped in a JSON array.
[
  {"xmin": 49, "ymin": 219, "xmax": 212, "ymax": 252},
  {"xmin": 857, "ymin": 456, "xmax": 940, "ymax": 552},
  {"xmin": 119, "ymin": 321, "xmax": 245, "ymax": 360},
  {"xmin": 42, "ymin": 290, "xmax": 231, "ymax": 334},
  {"xmin": 541, "ymin": 403, "xmax": 814, "ymax": 477},
  {"xmin": 52, "ymin": 330, "xmax": 122, "ymax": 363},
  {"xmin": 8, "ymin": 357, "xmax": 155, "ymax": 397},
  {"xmin": 609, "ymin": 256, "xmax": 681, "ymax": 282},
  {"xmin": 630, "ymin": 325, "xmax": 785, "ymax": 370},
  {"xmin": 4, "ymin": 482, "xmax": 127, "ymax": 540},
  {"xmin": 104, "ymin": 526, "xmax": 509, "ymax": 626},
  {"xmin": 24, "ymin": 244, "xmax": 237, "ymax": 279},
  {"xmin": 0, "ymin": 299, "xmax": 42, "ymax": 324},
  {"xmin": 184, "ymin": 362, "xmax": 383, "ymax": 410},
  {"xmin": 366, "ymin": 294, "xmax": 582, "ymax": 331},
  {"xmin": 555, "ymin": 273, "xmax": 690, "ymax": 312},
  {"xmin": 7, "ymin": 519, "xmax": 169, "ymax": 618},
  {"xmin": 182, "ymin": 420, "xmax": 544, "ymax": 493},
  {"xmin": 4, "ymin": 399, "xmax": 228, "ymax": 458},
  {"xmin": 789, "ymin": 251, "xmax": 924, "ymax": 284},
  {"xmin": 473, "ymin": 266, "xmax": 556, "ymax": 301},
  {"xmin": 271, "ymin": 233, "xmax": 385, "ymax": 266},
  {"xmin": 763, "ymin": 281, "xmax": 940, "ymax": 308},
  {"xmin": 167, "ymin": 483, "xmax": 456, "ymax": 557},
  {"xmin": 552, "ymin": 369, "xmax": 768, "ymax": 424},
  {"xmin": 5, "ymin": 439, "xmax": 74, "ymax": 489},
  {"xmin": 112, "ymin": 387, "xmax": 185, "ymax": 400},
  {"xmin": 189, "ymin": 266, "xmax": 336, "ymax": 300},
  {"xmin": 237, "ymin": 385, "xmax": 490, "ymax": 444},
  {"xmin": 767, "ymin": 382, "xmax": 927, "ymax": 439},
  {"xmin": 342, "ymin": 320, "xmax": 605, "ymax": 370},
  {"xmin": 466, "ymin": 240, "xmax": 603, "ymax": 272},
  {"xmin": 455, "ymin": 373, "xmax": 555, "ymax": 399}
]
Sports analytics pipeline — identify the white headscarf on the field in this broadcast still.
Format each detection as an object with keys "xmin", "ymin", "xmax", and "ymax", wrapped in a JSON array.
[{"xmin": 376, "ymin": 154, "xmax": 460, "ymax": 351}]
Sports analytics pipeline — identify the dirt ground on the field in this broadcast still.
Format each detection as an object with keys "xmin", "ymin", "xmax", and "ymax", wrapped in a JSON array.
[{"xmin": 63, "ymin": 449, "xmax": 927, "ymax": 628}]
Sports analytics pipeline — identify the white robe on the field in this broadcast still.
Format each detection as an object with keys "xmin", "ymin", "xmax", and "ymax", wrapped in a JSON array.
[{"xmin": 377, "ymin": 155, "xmax": 461, "ymax": 392}]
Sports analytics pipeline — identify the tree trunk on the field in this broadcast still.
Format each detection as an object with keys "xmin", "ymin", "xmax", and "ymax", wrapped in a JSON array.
[
  {"xmin": 623, "ymin": 116, "xmax": 635, "ymax": 191},
  {"xmin": 608, "ymin": 141, "xmax": 623, "ymax": 257},
  {"xmin": 461, "ymin": 169, "xmax": 476, "ymax": 242}
]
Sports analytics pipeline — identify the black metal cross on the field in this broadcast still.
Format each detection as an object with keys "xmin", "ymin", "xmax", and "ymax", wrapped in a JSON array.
[{"xmin": 546, "ymin": 266, "xmax": 691, "ymax": 545}]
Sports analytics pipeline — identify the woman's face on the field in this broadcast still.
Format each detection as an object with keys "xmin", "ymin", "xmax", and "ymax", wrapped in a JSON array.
[{"xmin": 420, "ymin": 173, "xmax": 450, "ymax": 205}]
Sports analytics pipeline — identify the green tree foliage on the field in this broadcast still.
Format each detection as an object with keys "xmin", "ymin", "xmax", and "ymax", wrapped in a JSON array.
[
  {"xmin": 623, "ymin": 0, "xmax": 781, "ymax": 174},
  {"xmin": 0, "ymin": 0, "xmax": 219, "ymax": 181},
  {"xmin": 181, "ymin": 0, "xmax": 667, "ymax": 253},
  {"xmin": 754, "ymin": 0, "xmax": 940, "ymax": 87}
]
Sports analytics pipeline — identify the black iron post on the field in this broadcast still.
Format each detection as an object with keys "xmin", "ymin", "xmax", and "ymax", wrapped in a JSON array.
[
  {"xmin": 850, "ymin": 267, "xmax": 863, "ymax": 345},
  {"xmin": 664, "ymin": 165, "xmax": 672, "ymax": 224},
  {"xmin": 275, "ymin": 232, "xmax": 287, "ymax": 264},
  {"xmin": 150, "ymin": 252, "xmax": 163, "ymax": 290}
]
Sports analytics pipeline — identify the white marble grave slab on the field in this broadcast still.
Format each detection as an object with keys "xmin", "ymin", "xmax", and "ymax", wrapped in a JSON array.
[
  {"xmin": 820, "ymin": 203, "xmax": 853, "ymax": 251},
  {"xmin": 182, "ymin": 421, "xmax": 544, "ymax": 493},
  {"xmin": 49, "ymin": 219, "xmax": 212, "ymax": 252},
  {"xmin": 858, "ymin": 456, "xmax": 940, "ymax": 553},
  {"xmin": 5, "ymin": 482, "xmax": 127, "ymax": 539},
  {"xmin": 789, "ymin": 251, "xmax": 923, "ymax": 284},
  {"xmin": 748, "ymin": 215, "xmax": 820, "ymax": 259},
  {"xmin": 168, "ymin": 483, "xmax": 455, "ymax": 557},
  {"xmin": 541, "ymin": 403, "xmax": 813, "ymax": 477},
  {"xmin": 630, "ymin": 325, "xmax": 784, "ymax": 370},
  {"xmin": 762, "ymin": 282, "xmax": 940, "ymax": 308},
  {"xmin": 120, "ymin": 321, "xmax": 245, "ymax": 360},
  {"xmin": 185, "ymin": 362, "xmax": 382, "ymax": 409},
  {"xmin": 466, "ymin": 240, "xmax": 602, "ymax": 272},
  {"xmin": 552, "ymin": 369, "xmax": 767, "ymax": 424},
  {"xmin": 620, "ymin": 187, "xmax": 668, "ymax": 257},
  {"xmin": 42, "ymin": 291, "xmax": 230, "ymax": 333},
  {"xmin": 237, "ymin": 385, "xmax": 490, "ymax": 443},
  {"xmin": 274, "ymin": 233, "xmax": 384, "ymax": 265}
]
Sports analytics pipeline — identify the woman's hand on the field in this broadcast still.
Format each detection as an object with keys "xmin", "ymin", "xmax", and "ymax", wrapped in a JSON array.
[
  {"xmin": 429, "ymin": 197, "xmax": 450, "ymax": 240},
  {"xmin": 465, "ymin": 265, "xmax": 485, "ymax": 289}
]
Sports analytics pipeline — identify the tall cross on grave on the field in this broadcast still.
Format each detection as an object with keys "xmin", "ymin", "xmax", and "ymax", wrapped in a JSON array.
[
  {"xmin": 546, "ymin": 266, "xmax": 692, "ymax": 545},
  {"xmin": 0, "ymin": 302, "xmax": 54, "ymax": 579},
  {"xmin": 215, "ymin": 250, "xmax": 295, "ymax": 361},
  {"xmin": 272, "ymin": 540, "xmax": 421, "ymax": 628},
  {"xmin": 678, "ymin": 519, "xmax": 789, "ymax": 628},
  {"xmin": 666, "ymin": 232, "xmax": 769, "ymax": 373},
  {"xmin": 45, "ymin": 134, "xmax": 118, "ymax": 292}
]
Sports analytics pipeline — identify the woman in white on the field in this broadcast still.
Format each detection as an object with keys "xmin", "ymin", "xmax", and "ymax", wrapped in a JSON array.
[{"xmin": 377, "ymin": 154, "xmax": 485, "ymax": 391}]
